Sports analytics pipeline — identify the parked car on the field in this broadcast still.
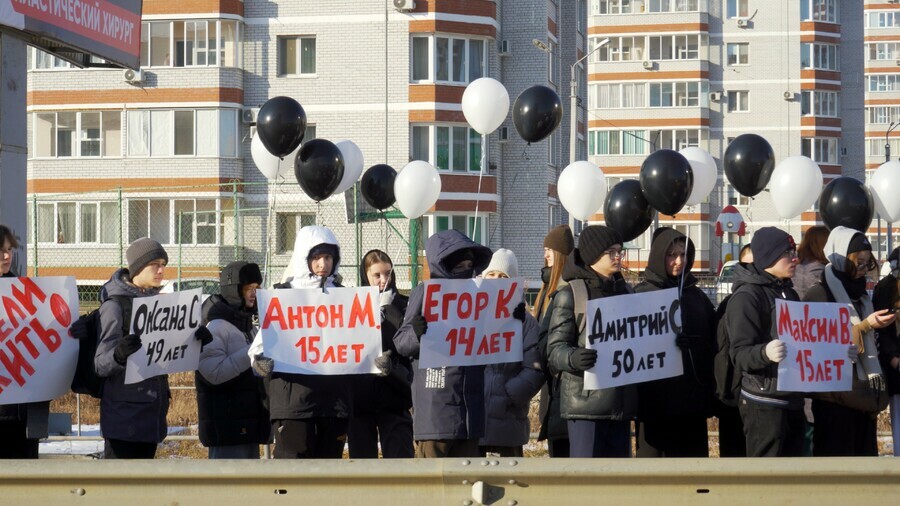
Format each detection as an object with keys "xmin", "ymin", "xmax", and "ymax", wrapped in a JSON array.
[
  {"xmin": 160, "ymin": 278, "xmax": 220, "ymax": 301},
  {"xmin": 715, "ymin": 261, "xmax": 739, "ymax": 306}
]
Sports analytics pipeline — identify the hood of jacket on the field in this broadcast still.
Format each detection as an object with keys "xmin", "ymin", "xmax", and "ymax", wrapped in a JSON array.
[
  {"xmin": 642, "ymin": 227, "xmax": 697, "ymax": 289},
  {"xmin": 824, "ymin": 225, "xmax": 861, "ymax": 273},
  {"xmin": 201, "ymin": 294, "xmax": 256, "ymax": 332},
  {"xmin": 424, "ymin": 229, "xmax": 492, "ymax": 279},
  {"xmin": 731, "ymin": 261, "xmax": 793, "ymax": 293},
  {"xmin": 287, "ymin": 226, "xmax": 340, "ymax": 288},
  {"xmin": 100, "ymin": 268, "xmax": 161, "ymax": 301},
  {"xmin": 359, "ymin": 249, "xmax": 398, "ymax": 293}
]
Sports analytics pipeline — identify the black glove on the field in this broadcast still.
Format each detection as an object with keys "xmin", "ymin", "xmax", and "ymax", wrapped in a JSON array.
[
  {"xmin": 69, "ymin": 318, "xmax": 89, "ymax": 340},
  {"xmin": 374, "ymin": 350, "xmax": 394, "ymax": 377},
  {"xmin": 513, "ymin": 302, "xmax": 526, "ymax": 322},
  {"xmin": 195, "ymin": 326, "xmax": 213, "ymax": 348},
  {"xmin": 411, "ymin": 315, "xmax": 428, "ymax": 341},
  {"xmin": 675, "ymin": 333, "xmax": 691, "ymax": 350},
  {"xmin": 113, "ymin": 334, "xmax": 142, "ymax": 365},
  {"xmin": 569, "ymin": 348, "xmax": 598, "ymax": 371}
]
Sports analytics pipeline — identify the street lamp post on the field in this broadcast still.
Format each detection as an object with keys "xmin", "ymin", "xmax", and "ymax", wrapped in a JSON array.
[{"xmin": 883, "ymin": 122, "xmax": 899, "ymax": 259}]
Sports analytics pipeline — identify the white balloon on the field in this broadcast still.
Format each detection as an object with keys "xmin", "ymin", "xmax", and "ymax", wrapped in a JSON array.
[
  {"xmin": 462, "ymin": 78, "xmax": 510, "ymax": 135},
  {"xmin": 394, "ymin": 161, "xmax": 442, "ymax": 219},
  {"xmin": 869, "ymin": 160, "xmax": 900, "ymax": 223},
  {"xmin": 331, "ymin": 140, "xmax": 365, "ymax": 195},
  {"xmin": 768, "ymin": 156, "xmax": 823, "ymax": 219},
  {"xmin": 558, "ymin": 161, "xmax": 607, "ymax": 221},
  {"xmin": 251, "ymin": 134, "xmax": 281, "ymax": 180},
  {"xmin": 679, "ymin": 147, "xmax": 717, "ymax": 206}
]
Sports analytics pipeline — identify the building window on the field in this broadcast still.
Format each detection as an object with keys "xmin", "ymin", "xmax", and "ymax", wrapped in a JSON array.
[
  {"xmin": 648, "ymin": 34, "xmax": 702, "ymax": 61},
  {"xmin": 278, "ymin": 36, "xmax": 316, "ymax": 76},
  {"xmin": 727, "ymin": 43, "xmax": 749, "ymax": 65},
  {"xmin": 410, "ymin": 124, "xmax": 483, "ymax": 172},
  {"xmin": 276, "ymin": 213, "xmax": 317, "ymax": 254},
  {"xmin": 868, "ymin": 106, "xmax": 900, "ymax": 125},
  {"xmin": 589, "ymin": 130, "xmax": 651, "ymax": 155},
  {"xmin": 801, "ymin": 137, "xmax": 839, "ymax": 164},
  {"xmin": 577, "ymin": 0, "xmax": 587, "ymax": 33},
  {"xmin": 410, "ymin": 35, "xmax": 486, "ymax": 84},
  {"xmin": 727, "ymin": 90, "xmax": 749, "ymax": 112},
  {"xmin": 725, "ymin": 182, "xmax": 752, "ymax": 207},
  {"xmin": 651, "ymin": 128, "xmax": 703, "ymax": 150},
  {"xmin": 867, "ymin": 74, "xmax": 900, "ymax": 92},
  {"xmin": 801, "ymin": 90, "xmax": 839, "ymax": 117},
  {"xmin": 589, "ymin": 82, "xmax": 647, "ymax": 109},
  {"xmin": 548, "ymin": 41, "xmax": 556, "ymax": 84},
  {"xmin": 801, "ymin": 0, "xmax": 838, "ymax": 23},
  {"xmin": 127, "ymin": 198, "xmax": 223, "ymax": 246},
  {"xmin": 429, "ymin": 215, "xmax": 487, "ymax": 245},
  {"xmin": 649, "ymin": 82, "xmax": 707, "ymax": 107},
  {"xmin": 31, "ymin": 111, "xmax": 121, "ymax": 158},
  {"xmin": 548, "ymin": 134, "xmax": 556, "ymax": 166},
  {"xmin": 867, "ymin": 43, "xmax": 900, "ymax": 61},
  {"xmin": 726, "ymin": 0, "xmax": 749, "ymax": 18},
  {"xmin": 866, "ymin": 11, "xmax": 900, "ymax": 29},
  {"xmin": 126, "ymin": 109, "xmax": 238, "ymax": 158},
  {"xmin": 140, "ymin": 20, "xmax": 241, "ymax": 68},
  {"xmin": 866, "ymin": 139, "xmax": 900, "ymax": 158},
  {"xmin": 800, "ymin": 43, "xmax": 839, "ymax": 71},
  {"xmin": 33, "ymin": 201, "xmax": 119, "ymax": 244}
]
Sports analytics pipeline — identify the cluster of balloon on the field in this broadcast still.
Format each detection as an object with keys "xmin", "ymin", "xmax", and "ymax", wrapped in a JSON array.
[
  {"xmin": 462, "ymin": 78, "xmax": 510, "ymax": 136},
  {"xmin": 604, "ymin": 180, "xmax": 656, "ymax": 242},
  {"xmin": 639, "ymin": 150, "xmax": 693, "ymax": 216},
  {"xmin": 360, "ymin": 164, "xmax": 397, "ymax": 210},
  {"xmin": 394, "ymin": 161, "xmax": 441, "ymax": 219},
  {"xmin": 869, "ymin": 160, "xmax": 900, "ymax": 223},
  {"xmin": 723, "ymin": 134, "xmax": 776, "ymax": 197},
  {"xmin": 294, "ymin": 139, "xmax": 345, "ymax": 202},
  {"xmin": 819, "ymin": 177, "xmax": 874, "ymax": 232},
  {"xmin": 558, "ymin": 161, "xmax": 607, "ymax": 221},
  {"xmin": 768, "ymin": 156, "xmax": 823, "ymax": 219},
  {"xmin": 513, "ymin": 85, "xmax": 563, "ymax": 143}
]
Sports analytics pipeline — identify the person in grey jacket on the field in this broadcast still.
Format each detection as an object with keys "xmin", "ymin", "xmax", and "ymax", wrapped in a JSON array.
[
  {"xmin": 94, "ymin": 237, "xmax": 212, "ymax": 459},
  {"xmin": 792, "ymin": 225, "xmax": 828, "ymax": 300},
  {"xmin": 479, "ymin": 249, "xmax": 544, "ymax": 457}
]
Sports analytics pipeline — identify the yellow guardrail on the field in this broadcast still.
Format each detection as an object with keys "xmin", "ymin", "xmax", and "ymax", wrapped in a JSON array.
[{"xmin": 2, "ymin": 458, "xmax": 900, "ymax": 505}]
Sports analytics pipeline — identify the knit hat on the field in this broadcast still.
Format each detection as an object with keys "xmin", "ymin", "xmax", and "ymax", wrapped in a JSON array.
[
  {"xmin": 544, "ymin": 225, "xmax": 575, "ymax": 256},
  {"xmin": 847, "ymin": 233, "xmax": 872, "ymax": 255},
  {"xmin": 578, "ymin": 225, "xmax": 623, "ymax": 266},
  {"xmin": 219, "ymin": 261, "xmax": 263, "ymax": 307},
  {"xmin": 751, "ymin": 227, "xmax": 796, "ymax": 270},
  {"xmin": 484, "ymin": 248, "xmax": 519, "ymax": 278},
  {"xmin": 126, "ymin": 237, "xmax": 168, "ymax": 278}
]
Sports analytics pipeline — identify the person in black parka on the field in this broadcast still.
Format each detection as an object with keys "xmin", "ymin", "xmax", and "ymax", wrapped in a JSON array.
[
  {"xmin": 634, "ymin": 228, "xmax": 716, "ymax": 457},
  {"xmin": 875, "ymin": 247, "xmax": 900, "ymax": 455}
]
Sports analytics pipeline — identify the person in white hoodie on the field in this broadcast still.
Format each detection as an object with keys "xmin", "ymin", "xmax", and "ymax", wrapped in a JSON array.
[{"xmin": 248, "ymin": 226, "xmax": 350, "ymax": 458}]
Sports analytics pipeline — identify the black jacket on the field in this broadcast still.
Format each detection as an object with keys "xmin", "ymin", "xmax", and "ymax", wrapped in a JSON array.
[
  {"xmin": 726, "ymin": 263, "xmax": 802, "ymax": 407},
  {"xmin": 873, "ymin": 274, "xmax": 900, "ymax": 395},
  {"xmin": 634, "ymin": 228, "xmax": 716, "ymax": 419},
  {"xmin": 546, "ymin": 251, "xmax": 638, "ymax": 420}
]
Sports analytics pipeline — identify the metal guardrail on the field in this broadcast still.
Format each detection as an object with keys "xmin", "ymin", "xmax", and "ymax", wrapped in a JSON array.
[{"xmin": 2, "ymin": 458, "xmax": 900, "ymax": 505}]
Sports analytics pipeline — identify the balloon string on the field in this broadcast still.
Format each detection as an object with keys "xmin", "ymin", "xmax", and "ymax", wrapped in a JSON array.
[
  {"xmin": 472, "ymin": 134, "xmax": 486, "ymax": 245},
  {"xmin": 522, "ymin": 143, "xmax": 530, "ymax": 161},
  {"xmin": 316, "ymin": 201, "xmax": 322, "ymax": 227}
]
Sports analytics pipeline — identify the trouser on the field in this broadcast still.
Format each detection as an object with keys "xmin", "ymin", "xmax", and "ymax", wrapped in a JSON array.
[
  {"xmin": 547, "ymin": 438, "xmax": 570, "ymax": 458},
  {"xmin": 347, "ymin": 410, "xmax": 414, "ymax": 459},
  {"xmin": 272, "ymin": 418, "xmax": 348, "ymax": 459},
  {"xmin": 479, "ymin": 445, "xmax": 524, "ymax": 457},
  {"xmin": 892, "ymin": 395, "xmax": 900, "ymax": 457},
  {"xmin": 812, "ymin": 399, "xmax": 877, "ymax": 457},
  {"xmin": 103, "ymin": 438, "xmax": 158, "ymax": 459},
  {"xmin": 567, "ymin": 419, "xmax": 631, "ymax": 458},
  {"xmin": 0, "ymin": 421, "xmax": 39, "ymax": 459},
  {"xmin": 717, "ymin": 405, "xmax": 747, "ymax": 457},
  {"xmin": 208, "ymin": 443, "xmax": 260, "ymax": 459},
  {"xmin": 415, "ymin": 438, "xmax": 480, "ymax": 458},
  {"xmin": 636, "ymin": 416, "xmax": 708, "ymax": 458},
  {"xmin": 739, "ymin": 399, "xmax": 804, "ymax": 457}
]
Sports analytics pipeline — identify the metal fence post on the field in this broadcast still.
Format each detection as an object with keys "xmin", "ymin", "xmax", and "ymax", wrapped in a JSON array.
[
  {"xmin": 177, "ymin": 211, "xmax": 183, "ymax": 286},
  {"xmin": 409, "ymin": 217, "xmax": 420, "ymax": 287},
  {"xmin": 118, "ymin": 188, "xmax": 124, "ymax": 268},
  {"xmin": 354, "ymin": 184, "xmax": 361, "ymax": 286}
]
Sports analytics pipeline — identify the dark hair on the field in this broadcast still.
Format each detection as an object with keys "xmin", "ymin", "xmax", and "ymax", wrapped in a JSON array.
[
  {"xmin": 738, "ymin": 244, "xmax": 752, "ymax": 262},
  {"xmin": 0, "ymin": 225, "xmax": 18, "ymax": 249},
  {"xmin": 797, "ymin": 225, "xmax": 828, "ymax": 264}
]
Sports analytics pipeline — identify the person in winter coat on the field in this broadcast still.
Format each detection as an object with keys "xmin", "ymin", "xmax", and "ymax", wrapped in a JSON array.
[
  {"xmin": 547, "ymin": 225, "xmax": 637, "ymax": 458},
  {"xmin": 94, "ymin": 237, "xmax": 213, "ymax": 459},
  {"xmin": 347, "ymin": 249, "xmax": 414, "ymax": 459},
  {"xmin": 875, "ymin": 247, "xmax": 900, "ymax": 455},
  {"xmin": 0, "ymin": 224, "xmax": 49, "ymax": 459},
  {"xmin": 728, "ymin": 227, "xmax": 804, "ymax": 457},
  {"xmin": 248, "ymin": 226, "xmax": 350, "ymax": 459},
  {"xmin": 393, "ymin": 229, "xmax": 493, "ymax": 458},
  {"xmin": 804, "ymin": 227, "xmax": 896, "ymax": 456},
  {"xmin": 793, "ymin": 226, "xmax": 829, "ymax": 300},
  {"xmin": 534, "ymin": 225, "xmax": 575, "ymax": 457},
  {"xmin": 196, "ymin": 261, "xmax": 269, "ymax": 459},
  {"xmin": 634, "ymin": 228, "xmax": 716, "ymax": 457},
  {"xmin": 479, "ymin": 249, "xmax": 545, "ymax": 457}
]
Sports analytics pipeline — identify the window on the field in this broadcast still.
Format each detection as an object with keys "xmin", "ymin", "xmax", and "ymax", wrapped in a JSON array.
[
  {"xmin": 801, "ymin": 90, "xmax": 839, "ymax": 117},
  {"xmin": 727, "ymin": 43, "xmax": 749, "ymax": 65},
  {"xmin": 592, "ymin": 0, "xmax": 636, "ymax": 15},
  {"xmin": 278, "ymin": 36, "xmax": 316, "ymax": 76},
  {"xmin": 651, "ymin": 129, "xmax": 703, "ymax": 150},
  {"xmin": 141, "ymin": 20, "xmax": 241, "ymax": 68},
  {"xmin": 725, "ymin": 182, "xmax": 751, "ymax": 207},
  {"xmin": 593, "ymin": 36, "xmax": 647, "ymax": 62},
  {"xmin": 128, "ymin": 200, "xmax": 170, "ymax": 244},
  {"xmin": 410, "ymin": 124, "xmax": 483, "ymax": 172},
  {"xmin": 866, "ymin": 139, "xmax": 900, "ymax": 158},
  {"xmin": 429, "ymin": 215, "xmax": 487, "ymax": 245},
  {"xmin": 867, "ymin": 74, "xmax": 900, "ymax": 92},
  {"xmin": 410, "ymin": 35, "xmax": 486, "ymax": 84},
  {"xmin": 276, "ymin": 213, "xmax": 317, "ymax": 254},
  {"xmin": 589, "ymin": 130, "xmax": 650, "ymax": 155},
  {"xmin": 589, "ymin": 83, "xmax": 647, "ymax": 109},
  {"xmin": 866, "ymin": 11, "xmax": 900, "ymax": 29},
  {"xmin": 800, "ymin": 43, "xmax": 839, "ymax": 71},
  {"xmin": 727, "ymin": 0, "xmax": 749, "ymax": 18},
  {"xmin": 648, "ymin": 34, "xmax": 702, "ymax": 61},
  {"xmin": 174, "ymin": 200, "xmax": 218, "ymax": 245},
  {"xmin": 127, "ymin": 199, "xmax": 224, "ymax": 245},
  {"xmin": 801, "ymin": 0, "xmax": 838, "ymax": 23},
  {"xmin": 577, "ymin": 0, "xmax": 587, "ymax": 33},
  {"xmin": 649, "ymin": 82, "xmax": 707, "ymax": 107},
  {"xmin": 868, "ymin": 106, "xmax": 900, "ymax": 125},
  {"xmin": 801, "ymin": 137, "xmax": 839, "ymax": 164},
  {"xmin": 867, "ymin": 43, "xmax": 900, "ymax": 61},
  {"xmin": 647, "ymin": 0, "xmax": 699, "ymax": 12},
  {"xmin": 31, "ymin": 111, "xmax": 121, "ymax": 158},
  {"xmin": 548, "ymin": 41, "xmax": 556, "ymax": 84},
  {"xmin": 126, "ymin": 109, "xmax": 238, "ymax": 158},
  {"xmin": 33, "ymin": 201, "xmax": 119, "ymax": 244},
  {"xmin": 727, "ymin": 90, "xmax": 749, "ymax": 112},
  {"xmin": 548, "ymin": 134, "xmax": 557, "ymax": 166}
]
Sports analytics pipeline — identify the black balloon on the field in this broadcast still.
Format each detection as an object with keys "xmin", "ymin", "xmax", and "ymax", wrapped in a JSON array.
[
  {"xmin": 639, "ymin": 150, "xmax": 694, "ymax": 216},
  {"xmin": 723, "ymin": 133, "xmax": 775, "ymax": 197},
  {"xmin": 360, "ymin": 164, "xmax": 397, "ymax": 210},
  {"xmin": 257, "ymin": 96, "xmax": 307, "ymax": 158},
  {"xmin": 512, "ymin": 85, "xmax": 563, "ymax": 143},
  {"xmin": 818, "ymin": 177, "xmax": 874, "ymax": 232},
  {"xmin": 294, "ymin": 139, "xmax": 345, "ymax": 202},
  {"xmin": 604, "ymin": 180, "xmax": 655, "ymax": 242}
]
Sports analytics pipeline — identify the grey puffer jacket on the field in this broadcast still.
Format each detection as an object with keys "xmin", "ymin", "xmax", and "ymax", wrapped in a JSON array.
[
  {"xmin": 94, "ymin": 268, "xmax": 170, "ymax": 443},
  {"xmin": 480, "ymin": 312, "xmax": 545, "ymax": 447},
  {"xmin": 792, "ymin": 259, "xmax": 825, "ymax": 300}
]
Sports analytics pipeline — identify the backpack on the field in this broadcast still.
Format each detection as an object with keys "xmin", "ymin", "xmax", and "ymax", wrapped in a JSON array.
[{"xmin": 71, "ymin": 295, "xmax": 131, "ymax": 398}]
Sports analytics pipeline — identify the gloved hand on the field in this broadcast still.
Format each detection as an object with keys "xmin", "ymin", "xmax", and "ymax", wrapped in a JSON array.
[
  {"xmin": 513, "ymin": 302, "xmax": 526, "ymax": 322},
  {"xmin": 869, "ymin": 374, "xmax": 886, "ymax": 392},
  {"xmin": 195, "ymin": 326, "xmax": 213, "ymax": 348},
  {"xmin": 411, "ymin": 315, "xmax": 428, "ymax": 341},
  {"xmin": 847, "ymin": 344, "xmax": 859, "ymax": 362},
  {"xmin": 69, "ymin": 318, "xmax": 89, "ymax": 340},
  {"xmin": 765, "ymin": 340, "xmax": 786, "ymax": 363},
  {"xmin": 252, "ymin": 354, "xmax": 274, "ymax": 377},
  {"xmin": 113, "ymin": 334, "xmax": 142, "ymax": 365},
  {"xmin": 374, "ymin": 350, "xmax": 393, "ymax": 377},
  {"xmin": 379, "ymin": 290, "xmax": 396, "ymax": 308},
  {"xmin": 569, "ymin": 348, "xmax": 598, "ymax": 371},
  {"xmin": 675, "ymin": 333, "xmax": 691, "ymax": 350}
]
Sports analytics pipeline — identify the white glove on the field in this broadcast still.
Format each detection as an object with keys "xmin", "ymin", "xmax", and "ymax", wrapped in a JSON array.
[
  {"xmin": 847, "ymin": 344, "xmax": 859, "ymax": 362},
  {"xmin": 379, "ymin": 290, "xmax": 396, "ymax": 307},
  {"xmin": 765, "ymin": 340, "xmax": 786, "ymax": 363}
]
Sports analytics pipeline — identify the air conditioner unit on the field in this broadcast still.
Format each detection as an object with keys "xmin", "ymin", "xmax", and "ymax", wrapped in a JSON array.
[
  {"xmin": 783, "ymin": 91, "xmax": 793, "ymax": 101},
  {"xmin": 498, "ymin": 126, "xmax": 509, "ymax": 142},
  {"xmin": 123, "ymin": 68, "xmax": 143, "ymax": 83},
  {"xmin": 709, "ymin": 91, "xmax": 722, "ymax": 102},
  {"xmin": 642, "ymin": 60, "xmax": 654, "ymax": 70},
  {"xmin": 242, "ymin": 108, "xmax": 260, "ymax": 125},
  {"xmin": 736, "ymin": 18, "xmax": 749, "ymax": 28},
  {"xmin": 393, "ymin": 0, "xmax": 415, "ymax": 11},
  {"xmin": 499, "ymin": 39, "xmax": 510, "ymax": 56}
]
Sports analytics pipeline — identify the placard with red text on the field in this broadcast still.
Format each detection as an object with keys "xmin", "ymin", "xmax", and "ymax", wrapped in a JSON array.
[
  {"xmin": 257, "ymin": 286, "xmax": 381, "ymax": 375},
  {"xmin": 0, "ymin": 276, "xmax": 78, "ymax": 405},
  {"xmin": 776, "ymin": 299, "xmax": 853, "ymax": 393},
  {"xmin": 418, "ymin": 278, "xmax": 523, "ymax": 369},
  {"xmin": 125, "ymin": 289, "xmax": 202, "ymax": 384}
]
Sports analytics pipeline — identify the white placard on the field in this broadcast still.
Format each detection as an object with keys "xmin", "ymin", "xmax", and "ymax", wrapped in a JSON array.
[
  {"xmin": 124, "ymin": 289, "xmax": 202, "ymax": 384},
  {"xmin": 776, "ymin": 299, "xmax": 853, "ymax": 393}
]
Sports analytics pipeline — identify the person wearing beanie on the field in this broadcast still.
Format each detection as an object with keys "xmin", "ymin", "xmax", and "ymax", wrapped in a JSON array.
[
  {"xmin": 875, "ymin": 246, "xmax": 900, "ymax": 455},
  {"xmin": 804, "ymin": 227, "xmax": 896, "ymax": 456},
  {"xmin": 634, "ymin": 228, "xmax": 716, "ymax": 458},
  {"xmin": 534, "ymin": 225, "xmax": 576, "ymax": 457},
  {"xmin": 727, "ymin": 226, "xmax": 803, "ymax": 457},
  {"xmin": 547, "ymin": 225, "xmax": 637, "ymax": 458},
  {"xmin": 479, "ymin": 249, "xmax": 544, "ymax": 457},
  {"xmin": 248, "ymin": 225, "xmax": 351, "ymax": 459},
  {"xmin": 195, "ymin": 261, "xmax": 270, "ymax": 459}
]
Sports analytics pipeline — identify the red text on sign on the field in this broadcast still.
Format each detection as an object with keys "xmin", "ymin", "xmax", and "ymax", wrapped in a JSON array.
[{"xmin": 295, "ymin": 336, "xmax": 366, "ymax": 364}]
